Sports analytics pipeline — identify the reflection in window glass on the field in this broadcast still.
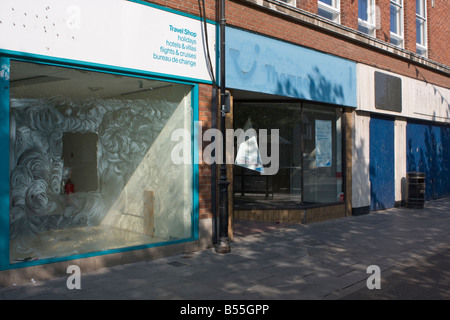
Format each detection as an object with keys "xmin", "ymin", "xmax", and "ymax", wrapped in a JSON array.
[
  {"xmin": 359, "ymin": 0, "xmax": 368, "ymax": 20},
  {"xmin": 233, "ymin": 102, "xmax": 343, "ymax": 209},
  {"xmin": 390, "ymin": 5, "xmax": 399, "ymax": 34},
  {"xmin": 318, "ymin": 8, "xmax": 335, "ymax": 21},
  {"xmin": 390, "ymin": 0, "xmax": 404, "ymax": 47},
  {"xmin": 319, "ymin": 0, "xmax": 333, "ymax": 5},
  {"xmin": 416, "ymin": 19, "xmax": 424, "ymax": 44},
  {"xmin": 416, "ymin": 0, "xmax": 425, "ymax": 16},
  {"xmin": 318, "ymin": 0, "xmax": 340, "ymax": 23},
  {"xmin": 302, "ymin": 105, "xmax": 342, "ymax": 204},
  {"xmin": 9, "ymin": 61, "xmax": 193, "ymax": 263},
  {"xmin": 358, "ymin": 0, "xmax": 375, "ymax": 37},
  {"xmin": 416, "ymin": 0, "xmax": 427, "ymax": 56}
]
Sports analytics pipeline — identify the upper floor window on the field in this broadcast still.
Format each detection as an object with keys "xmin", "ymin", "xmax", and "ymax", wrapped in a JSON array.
[
  {"xmin": 416, "ymin": 0, "xmax": 427, "ymax": 57},
  {"xmin": 358, "ymin": 0, "xmax": 376, "ymax": 36},
  {"xmin": 390, "ymin": 0, "xmax": 404, "ymax": 48},
  {"xmin": 276, "ymin": 0, "xmax": 297, "ymax": 6},
  {"xmin": 318, "ymin": 0, "xmax": 340, "ymax": 23}
]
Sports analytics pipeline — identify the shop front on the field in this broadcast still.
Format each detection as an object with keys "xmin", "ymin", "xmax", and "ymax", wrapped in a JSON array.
[
  {"xmin": 0, "ymin": 0, "xmax": 216, "ymax": 282},
  {"xmin": 5, "ymin": 60, "xmax": 195, "ymax": 265},
  {"xmin": 225, "ymin": 27, "xmax": 357, "ymax": 224},
  {"xmin": 353, "ymin": 64, "xmax": 450, "ymax": 215}
]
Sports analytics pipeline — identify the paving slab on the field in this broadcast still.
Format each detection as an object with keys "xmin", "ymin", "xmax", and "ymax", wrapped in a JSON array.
[{"xmin": 0, "ymin": 197, "xmax": 449, "ymax": 303}]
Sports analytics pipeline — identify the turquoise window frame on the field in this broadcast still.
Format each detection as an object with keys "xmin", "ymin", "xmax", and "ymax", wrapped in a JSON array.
[
  {"xmin": 0, "ymin": 57, "xmax": 10, "ymax": 271},
  {"xmin": 0, "ymin": 51, "xmax": 200, "ymax": 271}
]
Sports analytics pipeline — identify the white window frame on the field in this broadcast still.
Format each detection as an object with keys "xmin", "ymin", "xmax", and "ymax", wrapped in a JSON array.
[
  {"xmin": 358, "ymin": 0, "xmax": 376, "ymax": 37},
  {"xmin": 390, "ymin": 0, "xmax": 404, "ymax": 48},
  {"xmin": 276, "ymin": 0, "xmax": 297, "ymax": 6},
  {"xmin": 318, "ymin": 0, "xmax": 341, "ymax": 23},
  {"xmin": 416, "ymin": 0, "xmax": 427, "ymax": 57}
]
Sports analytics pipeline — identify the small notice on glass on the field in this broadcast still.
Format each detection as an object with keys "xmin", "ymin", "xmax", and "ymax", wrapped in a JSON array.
[{"xmin": 315, "ymin": 120, "xmax": 332, "ymax": 168}]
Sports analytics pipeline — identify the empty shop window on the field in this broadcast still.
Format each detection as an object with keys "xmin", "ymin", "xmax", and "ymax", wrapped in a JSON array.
[{"xmin": 9, "ymin": 60, "xmax": 193, "ymax": 263}]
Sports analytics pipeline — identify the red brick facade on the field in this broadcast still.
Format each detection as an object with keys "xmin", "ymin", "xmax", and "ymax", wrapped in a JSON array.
[
  {"xmin": 198, "ymin": 84, "xmax": 214, "ymax": 220},
  {"xmin": 288, "ymin": 0, "xmax": 449, "ymax": 67},
  {"xmin": 376, "ymin": 0, "xmax": 391, "ymax": 42},
  {"xmin": 340, "ymin": 0, "xmax": 358, "ymax": 30},
  {"xmin": 428, "ymin": 0, "xmax": 450, "ymax": 66}
]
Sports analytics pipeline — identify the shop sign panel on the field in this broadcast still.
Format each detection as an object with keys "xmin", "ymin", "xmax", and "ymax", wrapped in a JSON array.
[
  {"xmin": 225, "ymin": 27, "xmax": 356, "ymax": 107},
  {"xmin": 0, "ymin": 0, "xmax": 216, "ymax": 83}
]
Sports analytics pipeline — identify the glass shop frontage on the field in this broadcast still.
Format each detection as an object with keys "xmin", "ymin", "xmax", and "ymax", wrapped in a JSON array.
[
  {"xmin": 0, "ymin": 0, "xmax": 216, "ymax": 276},
  {"xmin": 4, "ymin": 59, "xmax": 196, "ymax": 266},
  {"xmin": 226, "ymin": 27, "xmax": 357, "ymax": 223},
  {"xmin": 233, "ymin": 100, "xmax": 344, "ymax": 208}
]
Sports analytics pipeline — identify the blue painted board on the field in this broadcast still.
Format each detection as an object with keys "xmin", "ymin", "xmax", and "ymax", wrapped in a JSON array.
[
  {"xmin": 370, "ymin": 116, "xmax": 395, "ymax": 211},
  {"xmin": 407, "ymin": 122, "xmax": 450, "ymax": 200}
]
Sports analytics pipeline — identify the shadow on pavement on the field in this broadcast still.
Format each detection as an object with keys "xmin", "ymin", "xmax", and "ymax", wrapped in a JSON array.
[{"xmin": 341, "ymin": 247, "xmax": 450, "ymax": 300}]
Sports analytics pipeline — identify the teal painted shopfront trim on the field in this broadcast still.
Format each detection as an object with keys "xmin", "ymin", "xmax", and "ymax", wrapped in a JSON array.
[
  {"xmin": 0, "ymin": 53, "xmax": 201, "ymax": 271},
  {"xmin": 0, "ymin": 49, "xmax": 213, "ymax": 86},
  {"xmin": 0, "ymin": 57, "xmax": 10, "ymax": 271},
  {"xmin": 192, "ymin": 84, "xmax": 200, "ymax": 241}
]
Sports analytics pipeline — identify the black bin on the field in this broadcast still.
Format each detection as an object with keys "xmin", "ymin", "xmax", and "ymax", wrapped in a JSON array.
[{"xmin": 406, "ymin": 172, "xmax": 425, "ymax": 209}]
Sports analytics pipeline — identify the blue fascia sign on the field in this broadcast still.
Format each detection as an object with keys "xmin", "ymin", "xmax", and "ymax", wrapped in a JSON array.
[{"xmin": 225, "ymin": 27, "xmax": 357, "ymax": 108}]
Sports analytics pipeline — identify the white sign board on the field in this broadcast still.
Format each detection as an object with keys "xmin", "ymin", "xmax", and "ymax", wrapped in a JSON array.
[{"xmin": 0, "ymin": 0, "xmax": 216, "ymax": 83}]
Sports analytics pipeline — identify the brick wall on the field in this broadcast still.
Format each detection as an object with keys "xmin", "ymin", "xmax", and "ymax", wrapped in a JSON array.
[
  {"xmin": 428, "ymin": 0, "xmax": 450, "ymax": 65},
  {"xmin": 340, "ymin": 0, "xmax": 358, "ymax": 30},
  {"xmin": 296, "ymin": 0, "xmax": 318, "ymax": 13},
  {"xmin": 144, "ymin": 0, "xmax": 217, "ymax": 20},
  {"xmin": 403, "ymin": 0, "xmax": 417, "ymax": 53},
  {"xmin": 198, "ymin": 83, "xmax": 214, "ymax": 220},
  {"xmin": 375, "ymin": 0, "xmax": 391, "ymax": 42}
]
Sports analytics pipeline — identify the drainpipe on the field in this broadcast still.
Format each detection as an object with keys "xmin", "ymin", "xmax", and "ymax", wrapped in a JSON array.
[{"xmin": 215, "ymin": 0, "xmax": 230, "ymax": 254}]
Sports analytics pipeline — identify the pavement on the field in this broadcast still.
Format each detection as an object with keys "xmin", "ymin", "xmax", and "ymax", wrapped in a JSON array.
[{"xmin": 0, "ymin": 197, "xmax": 449, "ymax": 302}]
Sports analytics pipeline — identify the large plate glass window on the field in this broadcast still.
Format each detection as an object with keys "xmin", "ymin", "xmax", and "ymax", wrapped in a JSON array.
[
  {"xmin": 390, "ymin": 0, "xmax": 404, "ymax": 48},
  {"xmin": 233, "ymin": 102, "xmax": 343, "ymax": 209},
  {"xmin": 416, "ymin": 0, "xmax": 427, "ymax": 57},
  {"xmin": 318, "ymin": 0, "xmax": 340, "ymax": 23},
  {"xmin": 9, "ymin": 60, "xmax": 193, "ymax": 263}
]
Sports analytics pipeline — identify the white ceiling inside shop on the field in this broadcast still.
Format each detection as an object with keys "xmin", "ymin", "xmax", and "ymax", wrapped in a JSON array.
[{"xmin": 10, "ymin": 61, "xmax": 172, "ymax": 99}]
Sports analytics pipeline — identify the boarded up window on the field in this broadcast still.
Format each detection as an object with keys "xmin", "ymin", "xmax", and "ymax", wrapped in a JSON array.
[{"xmin": 375, "ymin": 71, "xmax": 402, "ymax": 112}]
